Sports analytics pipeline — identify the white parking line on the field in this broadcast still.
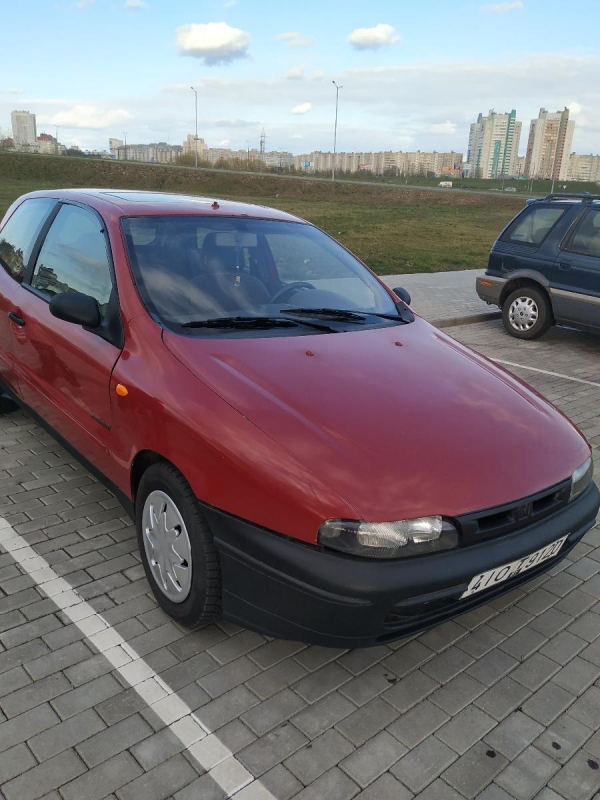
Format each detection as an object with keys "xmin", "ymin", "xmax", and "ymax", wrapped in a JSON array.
[
  {"xmin": 0, "ymin": 517, "xmax": 275, "ymax": 800},
  {"xmin": 493, "ymin": 359, "xmax": 600, "ymax": 389}
]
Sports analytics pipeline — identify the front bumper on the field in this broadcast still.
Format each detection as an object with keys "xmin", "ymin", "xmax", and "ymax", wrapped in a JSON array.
[
  {"xmin": 476, "ymin": 275, "xmax": 507, "ymax": 306},
  {"xmin": 203, "ymin": 482, "xmax": 600, "ymax": 648}
]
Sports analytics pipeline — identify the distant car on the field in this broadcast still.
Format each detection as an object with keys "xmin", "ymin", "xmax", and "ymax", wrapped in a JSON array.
[
  {"xmin": 0, "ymin": 189, "xmax": 598, "ymax": 647},
  {"xmin": 504, "ymin": 186, "xmax": 517, "ymax": 192},
  {"xmin": 477, "ymin": 193, "xmax": 600, "ymax": 339}
]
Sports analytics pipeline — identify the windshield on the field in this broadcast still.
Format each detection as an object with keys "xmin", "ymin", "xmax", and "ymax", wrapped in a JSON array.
[{"xmin": 121, "ymin": 215, "xmax": 400, "ymax": 333}]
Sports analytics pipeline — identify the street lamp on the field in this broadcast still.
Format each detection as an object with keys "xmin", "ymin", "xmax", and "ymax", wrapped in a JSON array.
[
  {"xmin": 332, "ymin": 80, "xmax": 343, "ymax": 182},
  {"xmin": 55, "ymin": 125, "xmax": 60, "ymax": 156},
  {"xmin": 123, "ymin": 131, "xmax": 127, "ymax": 161},
  {"xmin": 190, "ymin": 86, "xmax": 198, "ymax": 168}
]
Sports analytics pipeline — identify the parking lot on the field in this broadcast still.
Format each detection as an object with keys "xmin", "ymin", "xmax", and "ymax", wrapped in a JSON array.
[{"xmin": 0, "ymin": 281, "xmax": 599, "ymax": 800}]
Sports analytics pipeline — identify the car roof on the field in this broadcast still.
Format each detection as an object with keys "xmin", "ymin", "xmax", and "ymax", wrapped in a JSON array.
[{"xmin": 22, "ymin": 188, "xmax": 307, "ymax": 224}]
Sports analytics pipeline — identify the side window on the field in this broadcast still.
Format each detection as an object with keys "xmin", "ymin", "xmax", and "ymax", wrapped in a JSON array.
[
  {"xmin": 506, "ymin": 206, "xmax": 565, "ymax": 246},
  {"xmin": 0, "ymin": 198, "xmax": 56, "ymax": 283},
  {"xmin": 566, "ymin": 209, "xmax": 600, "ymax": 258},
  {"xmin": 31, "ymin": 205, "xmax": 114, "ymax": 320}
]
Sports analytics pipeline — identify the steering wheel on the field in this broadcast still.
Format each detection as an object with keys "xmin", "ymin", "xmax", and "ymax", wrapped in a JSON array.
[{"xmin": 270, "ymin": 282, "xmax": 316, "ymax": 304}]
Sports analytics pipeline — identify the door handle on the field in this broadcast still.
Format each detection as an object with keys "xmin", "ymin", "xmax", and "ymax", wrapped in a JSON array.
[
  {"xmin": 8, "ymin": 311, "xmax": 25, "ymax": 327},
  {"xmin": 559, "ymin": 262, "xmax": 572, "ymax": 270}
]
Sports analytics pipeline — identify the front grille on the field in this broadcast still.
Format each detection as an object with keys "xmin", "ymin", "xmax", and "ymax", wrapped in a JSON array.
[{"xmin": 455, "ymin": 479, "xmax": 571, "ymax": 545}]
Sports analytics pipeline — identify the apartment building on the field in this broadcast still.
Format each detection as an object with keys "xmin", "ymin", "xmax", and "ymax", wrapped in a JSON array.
[
  {"xmin": 567, "ymin": 153, "xmax": 600, "ymax": 183},
  {"xmin": 116, "ymin": 142, "xmax": 182, "ymax": 163},
  {"xmin": 109, "ymin": 138, "xmax": 123, "ymax": 157},
  {"xmin": 36, "ymin": 132, "xmax": 65, "ymax": 155},
  {"xmin": 467, "ymin": 110, "xmax": 522, "ymax": 178},
  {"xmin": 293, "ymin": 150, "xmax": 463, "ymax": 177},
  {"xmin": 182, "ymin": 134, "xmax": 208, "ymax": 159},
  {"xmin": 11, "ymin": 110, "xmax": 37, "ymax": 150},
  {"xmin": 524, "ymin": 108, "xmax": 574, "ymax": 180}
]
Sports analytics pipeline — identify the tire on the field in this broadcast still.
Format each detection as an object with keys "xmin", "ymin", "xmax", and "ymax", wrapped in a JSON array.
[
  {"xmin": 135, "ymin": 462, "xmax": 221, "ymax": 627},
  {"xmin": 502, "ymin": 286, "xmax": 553, "ymax": 340}
]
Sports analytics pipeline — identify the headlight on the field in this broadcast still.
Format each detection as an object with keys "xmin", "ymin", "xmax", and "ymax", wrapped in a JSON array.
[
  {"xmin": 317, "ymin": 516, "xmax": 459, "ymax": 559},
  {"xmin": 570, "ymin": 457, "xmax": 594, "ymax": 501}
]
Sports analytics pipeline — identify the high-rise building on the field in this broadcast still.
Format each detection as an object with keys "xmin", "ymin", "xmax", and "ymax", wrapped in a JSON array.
[
  {"xmin": 11, "ymin": 110, "xmax": 37, "ymax": 149},
  {"xmin": 466, "ymin": 110, "xmax": 522, "ymax": 178},
  {"xmin": 524, "ymin": 108, "xmax": 574, "ymax": 180}
]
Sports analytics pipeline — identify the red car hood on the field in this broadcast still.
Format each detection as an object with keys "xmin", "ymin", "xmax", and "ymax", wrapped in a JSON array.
[{"xmin": 163, "ymin": 319, "xmax": 589, "ymax": 521}]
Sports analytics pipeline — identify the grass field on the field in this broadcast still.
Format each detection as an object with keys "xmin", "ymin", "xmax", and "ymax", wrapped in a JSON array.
[{"xmin": 0, "ymin": 152, "xmax": 526, "ymax": 274}]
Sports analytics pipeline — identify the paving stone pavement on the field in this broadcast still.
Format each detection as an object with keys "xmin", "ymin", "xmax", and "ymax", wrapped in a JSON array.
[
  {"xmin": 0, "ymin": 273, "xmax": 599, "ymax": 800},
  {"xmin": 381, "ymin": 269, "xmax": 496, "ymax": 326}
]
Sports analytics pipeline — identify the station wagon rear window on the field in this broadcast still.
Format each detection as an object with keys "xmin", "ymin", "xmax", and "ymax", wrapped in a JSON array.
[{"xmin": 504, "ymin": 205, "xmax": 566, "ymax": 247}]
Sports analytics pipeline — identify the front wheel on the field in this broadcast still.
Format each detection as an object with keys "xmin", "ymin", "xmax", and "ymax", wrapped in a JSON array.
[
  {"xmin": 502, "ymin": 287, "xmax": 553, "ymax": 340},
  {"xmin": 135, "ymin": 462, "xmax": 221, "ymax": 627}
]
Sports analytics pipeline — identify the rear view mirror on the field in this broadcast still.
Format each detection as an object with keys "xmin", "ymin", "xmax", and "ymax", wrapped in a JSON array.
[
  {"xmin": 49, "ymin": 292, "xmax": 101, "ymax": 329},
  {"xmin": 393, "ymin": 287, "xmax": 412, "ymax": 306}
]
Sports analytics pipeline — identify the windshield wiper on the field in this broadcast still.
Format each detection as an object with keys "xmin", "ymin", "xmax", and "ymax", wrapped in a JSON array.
[
  {"xmin": 281, "ymin": 307, "xmax": 368, "ymax": 323},
  {"xmin": 362, "ymin": 309, "xmax": 414, "ymax": 323},
  {"xmin": 181, "ymin": 315, "xmax": 336, "ymax": 332},
  {"xmin": 182, "ymin": 316, "xmax": 300, "ymax": 329}
]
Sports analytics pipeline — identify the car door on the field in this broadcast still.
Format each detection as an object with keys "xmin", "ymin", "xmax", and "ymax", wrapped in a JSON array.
[
  {"xmin": 552, "ymin": 207, "xmax": 600, "ymax": 328},
  {"xmin": 0, "ymin": 198, "xmax": 58, "ymax": 391},
  {"xmin": 10, "ymin": 202, "xmax": 123, "ymax": 476},
  {"xmin": 490, "ymin": 203, "xmax": 569, "ymax": 277}
]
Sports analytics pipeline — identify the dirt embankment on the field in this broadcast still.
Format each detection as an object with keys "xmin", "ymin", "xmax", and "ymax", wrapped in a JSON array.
[{"xmin": 0, "ymin": 152, "xmax": 525, "ymax": 210}]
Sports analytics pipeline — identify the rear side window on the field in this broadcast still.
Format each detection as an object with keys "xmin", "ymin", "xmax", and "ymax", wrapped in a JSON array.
[
  {"xmin": 0, "ymin": 198, "xmax": 56, "ymax": 283},
  {"xmin": 31, "ymin": 204, "xmax": 114, "ymax": 319},
  {"xmin": 505, "ymin": 206, "xmax": 566, "ymax": 246},
  {"xmin": 566, "ymin": 208, "xmax": 600, "ymax": 258}
]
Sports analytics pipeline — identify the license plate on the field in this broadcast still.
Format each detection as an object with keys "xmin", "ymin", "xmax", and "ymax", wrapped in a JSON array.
[{"xmin": 461, "ymin": 536, "xmax": 568, "ymax": 599}]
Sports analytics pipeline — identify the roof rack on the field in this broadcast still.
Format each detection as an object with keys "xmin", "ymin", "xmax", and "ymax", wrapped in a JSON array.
[{"xmin": 542, "ymin": 192, "xmax": 600, "ymax": 202}]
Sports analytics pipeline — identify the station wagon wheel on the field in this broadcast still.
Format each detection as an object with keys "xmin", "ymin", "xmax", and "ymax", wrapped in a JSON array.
[
  {"xmin": 502, "ymin": 286, "xmax": 553, "ymax": 340},
  {"xmin": 136, "ymin": 462, "xmax": 221, "ymax": 627}
]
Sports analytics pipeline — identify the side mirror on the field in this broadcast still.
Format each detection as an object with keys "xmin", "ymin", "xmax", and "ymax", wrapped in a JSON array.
[
  {"xmin": 49, "ymin": 292, "xmax": 101, "ymax": 329},
  {"xmin": 393, "ymin": 287, "xmax": 412, "ymax": 306}
]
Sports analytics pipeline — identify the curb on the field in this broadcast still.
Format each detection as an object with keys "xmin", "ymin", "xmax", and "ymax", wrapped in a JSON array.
[{"xmin": 433, "ymin": 311, "xmax": 502, "ymax": 329}]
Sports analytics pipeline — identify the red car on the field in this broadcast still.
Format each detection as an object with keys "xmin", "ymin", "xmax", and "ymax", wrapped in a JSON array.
[{"xmin": 0, "ymin": 189, "xmax": 597, "ymax": 648}]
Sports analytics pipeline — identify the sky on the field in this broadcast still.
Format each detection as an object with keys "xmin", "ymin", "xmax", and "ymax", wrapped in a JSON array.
[{"xmin": 2, "ymin": 0, "xmax": 600, "ymax": 157}]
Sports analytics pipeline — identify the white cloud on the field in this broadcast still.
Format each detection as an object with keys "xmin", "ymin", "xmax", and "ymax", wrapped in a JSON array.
[
  {"xmin": 291, "ymin": 102, "xmax": 312, "ymax": 114},
  {"xmin": 278, "ymin": 32, "xmax": 314, "ymax": 47},
  {"xmin": 218, "ymin": 139, "xmax": 230, "ymax": 147},
  {"xmin": 49, "ymin": 105, "xmax": 133, "ymax": 129},
  {"xmin": 1, "ymin": 88, "xmax": 24, "ymax": 94},
  {"xmin": 124, "ymin": 0, "xmax": 148, "ymax": 8},
  {"xmin": 223, "ymin": 0, "xmax": 236, "ymax": 6},
  {"xmin": 567, "ymin": 102, "xmax": 582, "ymax": 116},
  {"xmin": 427, "ymin": 121, "xmax": 457, "ymax": 135},
  {"xmin": 483, "ymin": 2, "xmax": 524, "ymax": 13},
  {"xmin": 75, "ymin": 0, "xmax": 94, "ymax": 7},
  {"xmin": 286, "ymin": 66, "xmax": 305, "ymax": 80},
  {"xmin": 347, "ymin": 23, "xmax": 400, "ymax": 50},
  {"xmin": 175, "ymin": 22, "xmax": 251, "ymax": 65}
]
